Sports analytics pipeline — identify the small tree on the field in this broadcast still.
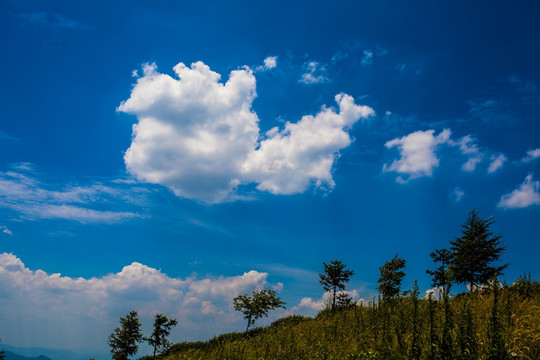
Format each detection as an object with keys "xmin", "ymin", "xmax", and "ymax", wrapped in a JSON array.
[
  {"xmin": 319, "ymin": 259, "xmax": 354, "ymax": 310},
  {"xmin": 146, "ymin": 314, "xmax": 178, "ymax": 360},
  {"xmin": 108, "ymin": 311, "xmax": 143, "ymax": 360},
  {"xmin": 377, "ymin": 254, "xmax": 406, "ymax": 301},
  {"xmin": 233, "ymin": 289, "xmax": 286, "ymax": 331},
  {"xmin": 0, "ymin": 338, "xmax": 5, "ymax": 360},
  {"xmin": 450, "ymin": 209, "xmax": 508, "ymax": 292},
  {"xmin": 426, "ymin": 248, "xmax": 453, "ymax": 296}
]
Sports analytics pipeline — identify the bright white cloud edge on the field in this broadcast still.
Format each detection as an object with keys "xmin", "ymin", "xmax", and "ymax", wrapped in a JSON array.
[
  {"xmin": 0, "ymin": 252, "xmax": 283, "ymax": 351},
  {"xmin": 498, "ymin": 174, "xmax": 540, "ymax": 209},
  {"xmin": 118, "ymin": 61, "xmax": 374, "ymax": 204}
]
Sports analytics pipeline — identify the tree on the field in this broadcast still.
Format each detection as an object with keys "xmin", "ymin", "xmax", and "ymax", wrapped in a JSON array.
[
  {"xmin": 233, "ymin": 289, "xmax": 286, "ymax": 331},
  {"xmin": 319, "ymin": 260, "xmax": 354, "ymax": 310},
  {"xmin": 377, "ymin": 254, "xmax": 406, "ymax": 301},
  {"xmin": 108, "ymin": 311, "xmax": 143, "ymax": 360},
  {"xmin": 450, "ymin": 209, "xmax": 508, "ymax": 292},
  {"xmin": 146, "ymin": 314, "xmax": 178, "ymax": 360},
  {"xmin": 0, "ymin": 338, "xmax": 5, "ymax": 360},
  {"xmin": 426, "ymin": 248, "xmax": 453, "ymax": 296}
]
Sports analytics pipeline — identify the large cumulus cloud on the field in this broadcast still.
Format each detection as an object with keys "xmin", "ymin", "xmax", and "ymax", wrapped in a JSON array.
[
  {"xmin": 118, "ymin": 61, "xmax": 374, "ymax": 203},
  {"xmin": 0, "ymin": 253, "xmax": 278, "ymax": 350}
]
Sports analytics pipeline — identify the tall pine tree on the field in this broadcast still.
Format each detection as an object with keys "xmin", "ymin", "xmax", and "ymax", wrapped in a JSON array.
[{"xmin": 450, "ymin": 209, "xmax": 508, "ymax": 292}]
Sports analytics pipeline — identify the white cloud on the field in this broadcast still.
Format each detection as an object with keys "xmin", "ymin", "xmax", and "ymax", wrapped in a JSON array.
[
  {"xmin": 488, "ymin": 154, "xmax": 507, "ymax": 173},
  {"xmin": 256, "ymin": 56, "xmax": 277, "ymax": 72},
  {"xmin": 451, "ymin": 187, "xmax": 465, "ymax": 202},
  {"xmin": 424, "ymin": 286, "xmax": 443, "ymax": 301},
  {"xmin": 383, "ymin": 129, "xmax": 451, "ymax": 183},
  {"xmin": 299, "ymin": 61, "xmax": 329, "ymax": 84},
  {"xmin": 498, "ymin": 174, "xmax": 540, "ymax": 209},
  {"xmin": 361, "ymin": 50, "xmax": 374, "ymax": 65},
  {"xmin": 455, "ymin": 135, "xmax": 482, "ymax": 172},
  {"xmin": 118, "ymin": 61, "xmax": 373, "ymax": 203},
  {"xmin": 291, "ymin": 290, "xmax": 362, "ymax": 315},
  {"xmin": 0, "ymin": 253, "xmax": 277, "ymax": 350},
  {"xmin": 0, "ymin": 168, "xmax": 144, "ymax": 223},
  {"xmin": 242, "ymin": 93, "xmax": 374, "ymax": 194},
  {"xmin": 520, "ymin": 148, "xmax": 540, "ymax": 163},
  {"xmin": 1, "ymin": 226, "xmax": 12, "ymax": 235}
]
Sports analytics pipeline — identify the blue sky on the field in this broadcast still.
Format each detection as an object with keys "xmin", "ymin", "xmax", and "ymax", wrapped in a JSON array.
[{"xmin": 1, "ymin": 0, "xmax": 540, "ymax": 356}]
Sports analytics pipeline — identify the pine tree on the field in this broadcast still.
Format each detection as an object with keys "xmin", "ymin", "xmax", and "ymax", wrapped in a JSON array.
[
  {"xmin": 377, "ymin": 254, "xmax": 406, "ymax": 301},
  {"xmin": 146, "ymin": 314, "xmax": 178, "ymax": 360},
  {"xmin": 426, "ymin": 248, "xmax": 453, "ymax": 296},
  {"xmin": 450, "ymin": 209, "xmax": 508, "ymax": 292},
  {"xmin": 0, "ymin": 338, "xmax": 5, "ymax": 360},
  {"xmin": 319, "ymin": 260, "xmax": 354, "ymax": 311},
  {"xmin": 108, "ymin": 311, "xmax": 144, "ymax": 360}
]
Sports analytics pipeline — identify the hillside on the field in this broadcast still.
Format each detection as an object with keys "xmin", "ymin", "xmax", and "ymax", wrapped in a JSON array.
[
  {"xmin": 4, "ymin": 351, "xmax": 53, "ymax": 360},
  {"xmin": 162, "ymin": 282, "xmax": 540, "ymax": 360}
]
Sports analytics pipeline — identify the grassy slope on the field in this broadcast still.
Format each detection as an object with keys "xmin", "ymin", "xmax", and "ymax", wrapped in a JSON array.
[{"xmin": 163, "ymin": 285, "xmax": 540, "ymax": 360}]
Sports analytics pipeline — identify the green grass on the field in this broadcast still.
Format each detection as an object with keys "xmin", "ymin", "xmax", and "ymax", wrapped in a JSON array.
[{"xmin": 162, "ymin": 283, "xmax": 540, "ymax": 360}]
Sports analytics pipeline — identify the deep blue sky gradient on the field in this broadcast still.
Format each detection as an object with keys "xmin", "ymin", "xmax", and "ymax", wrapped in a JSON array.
[{"xmin": 1, "ymin": 0, "xmax": 539, "ymax": 353}]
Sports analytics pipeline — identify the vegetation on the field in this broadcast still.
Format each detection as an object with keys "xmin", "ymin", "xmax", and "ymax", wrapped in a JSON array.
[
  {"xmin": 450, "ymin": 209, "xmax": 508, "ymax": 292},
  {"xmin": 0, "ymin": 339, "xmax": 5, "ymax": 360},
  {"xmin": 161, "ymin": 281, "xmax": 540, "ymax": 360},
  {"xmin": 108, "ymin": 209, "xmax": 538, "ymax": 359},
  {"xmin": 146, "ymin": 314, "xmax": 178, "ymax": 360},
  {"xmin": 108, "ymin": 311, "xmax": 144, "ymax": 360},
  {"xmin": 233, "ymin": 289, "xmax": 286, "ymax": 331},
  {"xmin": 319, "ymin": 260, "xmax": 355, "ymax": 311},
  {"xmin": 377, "ymin": 254, "xmax": 406, "ymax": 301}
]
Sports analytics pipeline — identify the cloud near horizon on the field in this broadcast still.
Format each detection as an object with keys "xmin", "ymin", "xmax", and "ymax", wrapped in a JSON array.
[
  {"xmin": 118, "ymin": 61, "xmax": 374, "ymax": 203},
  {"xmin": 0, "ymin": 252, "xmax": 281, "ymax": 350}
]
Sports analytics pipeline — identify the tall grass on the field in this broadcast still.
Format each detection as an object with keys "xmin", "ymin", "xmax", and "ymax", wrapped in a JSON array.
[{"xmin": 164, "ymin": 283, "xmax": 540, "ymax": 360}]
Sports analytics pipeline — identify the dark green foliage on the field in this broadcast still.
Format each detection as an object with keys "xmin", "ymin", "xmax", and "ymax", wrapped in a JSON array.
[
  {"xmin": 456, "ymin": 297, "xmax": 477, "ymax": 360},
  {"xmin": 426, "ymin": 248, "xmax": 453, "ymax": 295},
  {"xmin": 0, "ymin": 339, "xmax": 5, "ymax": 360},
  {"xmin": 427, "ymin": 293, "xmax": 440, "ymax": 360},
  {"xmin": 510, "ymin": 273, "xmax": 540, "ymax": 297},
  {"xmin": 377, "ymin": 254, "xmax": 406, "ymax": 301},
  {"xmin": 336, "ymin": 291, "xmax": 355, "ymax": 309},
  {"xmin": 233, "ymin": 289, "xmax": 286, "ymax": 331},
  {"xmin": 108, "ymin": 311, "xmax": 143, "ymax": 360},
  {"xmin": 319, "ymin": 260, "xmax": 354, "ymax": 311},
  {"xmin": 146, "ymin": 314, "xmax": 178, "ymax": 360},
  {"xmin": 270, "ymin": 314, "xmax": 311, "ymax": 328},
  {"xmin": 450, "ymin": 209, "xmax": 508, "ymax": 292},
  {"xmin": 485, "ymin": 277, "xmax": 507, "ymax": 360},
  {"xmin": 165, "ymin": 283, "xmax": 540, "ymax": 360},
  {"xmin": 408, "ymin": 280, "xmax": 421, "ymax": 360},
  {"xmin": 440, "ymin": 290, "xmax": 454, "ymax": 360}
]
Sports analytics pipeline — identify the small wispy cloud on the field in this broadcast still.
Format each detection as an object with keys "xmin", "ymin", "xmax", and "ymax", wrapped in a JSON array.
[
  {"xmin": 0, "ymin": 166, "xmax": 146, "ymax": 223},
  {"xmin": 255, "ymin": 56, "xmax": 278, "ymax": 72},
  {"xmin": 19, "ymin": 12, "xmax": 90, "ymax": 30},
  {"xmin": 0, "ymin": 130, "xmax": 21, "ymax": 144},
  {"xmin": 498, "ymin": 174, "xmax": 540, "ymax": 209},
  {"xmin": 488, "ymin": 154, "xmax": 507, "ymax": 173},
  {"xmin": 454, "ymin": 135, "xmax": 482, "ymax": 172},
  {"xmin": 299, "ymin": 61, "xmax": 329, "ymax": 84},
  {"xmin": 451, "ymin": 187, "xmax": 465, "ymax": 202},
  {"xmin": 520, "ymin": 148, "xmax": 540, "ymax": 163},
  {"xmin": 1, "ymin": 226, "xmax": 12, "ymax": 235}
]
